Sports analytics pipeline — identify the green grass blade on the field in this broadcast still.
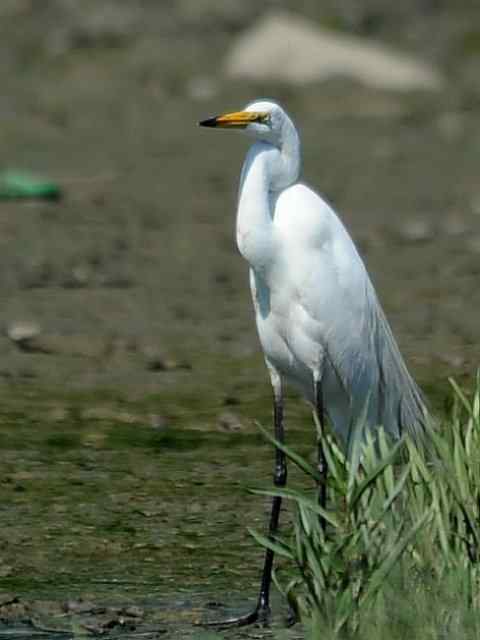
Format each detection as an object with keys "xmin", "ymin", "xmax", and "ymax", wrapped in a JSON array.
[
  {"xmin": 254, "ymin": 421, "xmax": 321, "ymax": 481},
  {"xmin": 449, "ymin": 377, "xmax": 472, "ymax": 414},
  {"xmin": 247, "ymin": 527, "xmax": 294, "ymax": 560},
  {"xmin": 349, "ymin": 438, "xmax": 404, "ymax": 510},
  {"xmin": 381, "ymin": 463, "xmax": 411, "ymax": 515},
  {"xmin": 361, "ymin": 509, "xmax": 431, "ymax": 606},
  {"xmin": 250, "ymin": 487, "xmax": 340, "ymax": 527}
]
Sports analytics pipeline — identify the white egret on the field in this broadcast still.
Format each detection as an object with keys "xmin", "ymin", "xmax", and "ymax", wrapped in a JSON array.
[{"xmin": 199, "ymin": 100, "xmax": 427, "ymax": 626}]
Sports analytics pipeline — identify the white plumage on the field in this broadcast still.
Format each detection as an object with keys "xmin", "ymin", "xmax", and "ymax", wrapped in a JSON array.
[
  {"xmin": 250, "ymin": 179, "xmax": 427, "ymax": 449},
  {"xmin": 204, "ymin": 99, "xmax": 426, "ymax": 451},
  {"xmin": 199, "ymin": 99, "xmax": 427, "ymax": 625}
]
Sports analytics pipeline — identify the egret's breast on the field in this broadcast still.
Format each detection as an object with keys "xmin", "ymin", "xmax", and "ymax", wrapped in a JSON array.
[{"xmin": 250, "ymin": 268, "xmax": 322, "ymax": 389}]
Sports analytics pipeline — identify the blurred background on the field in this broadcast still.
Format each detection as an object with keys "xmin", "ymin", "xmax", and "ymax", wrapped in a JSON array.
[
  {"xmin": 1, "ymin": 0, "xmax": 479, "ymax": 395},
  {"xmin": 0, "ymin": 0, "xmax": 480, "ymax": 632}
]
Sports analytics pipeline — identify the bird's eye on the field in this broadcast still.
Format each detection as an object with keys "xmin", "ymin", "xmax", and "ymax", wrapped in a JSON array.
[{"xmin": 258, "ymin": 113, "xmax": 271, "ymax": 125}]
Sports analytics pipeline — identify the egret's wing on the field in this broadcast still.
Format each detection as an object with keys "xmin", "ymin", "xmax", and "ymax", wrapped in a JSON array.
[
  {"xmin": 274, "ymin": 183, "xmax": 428, "ymax": 448},
  {"xmin": 319, "ymin": 253, "xmax": 428, "ymax": 453}
]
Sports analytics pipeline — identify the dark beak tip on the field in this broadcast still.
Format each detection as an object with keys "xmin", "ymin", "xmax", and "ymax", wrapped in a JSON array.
[{"xmin": 199, "ymin": 117, "xmax": 217, "ymax": 128}]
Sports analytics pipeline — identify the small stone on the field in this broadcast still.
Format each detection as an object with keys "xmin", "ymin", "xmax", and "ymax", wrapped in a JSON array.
[
  {"xmin": 81, "ymin": 617, "xmax": 121, "ymax": 635},
  {"xmin": 398, "ymin": 218, "xmax": 434, "ymax": 243},
  {"xmin": 218, "ymin": 411, "xmax": 244, "ymax": 432},
  {"xmin": 63, "ymin": 263, "xmax": 92, "ymax": 288},
  {"xmin": 8, "ymin": 332, "xmax": 108, "ymax": 357},
  {"xmin": 144, "ymin": 347, "xmax": 191, "ymax": 372},
  {"xmin": 150, "ymin": 414, "xmax": 168, "ymax": 430},
  {"xmin": 167, "ymin": 358, "xmax": 192, "ymax": 371},
  {"xmin": 439, "ymin": 353, "xmax": 465, "ymax": 369},
  {"xmin": 0, "ymin": 593, "xmax": 18, "ymax": 606},
  {"xmin": 6, "ymin": 321, "xmax": 55, "ymax": 354},
  {"xmin": 145, "ymin": 350, "xmax": 168, "ymax": 372},
  {"xmin": 65, "ymin": 599, "xmax": 100, "ymax": 614},
  {"xmin": 6, "ymin": 320, "xmax": 41, "ymax": 344}
]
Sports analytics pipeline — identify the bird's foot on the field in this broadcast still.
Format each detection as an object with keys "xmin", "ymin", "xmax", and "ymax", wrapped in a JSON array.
[{"xmin": 201, "ymin": 604, "xmax": 271, "ymax": 628}]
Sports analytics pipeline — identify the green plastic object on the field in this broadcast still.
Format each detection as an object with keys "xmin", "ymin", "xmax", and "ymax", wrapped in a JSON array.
[{"xmin": 0, "ymin": 170, "xmax": 61, "ymax": 200}]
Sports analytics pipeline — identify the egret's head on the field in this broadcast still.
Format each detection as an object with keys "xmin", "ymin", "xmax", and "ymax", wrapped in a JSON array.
[{"xmin": 199, "ymin": 100, "xmax": 293, "ymax": 148}]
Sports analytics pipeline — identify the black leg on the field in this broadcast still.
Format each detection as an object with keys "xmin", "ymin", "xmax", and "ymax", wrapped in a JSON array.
[
  {"xmin": 314, "ymin": 378, "xmax": 328, "ymax": 522},
  {"xmin": 203, "ymin": 376, "xmax": 286, "ymax": 628},
  {"xmin": 256, "ymin": 392, "xmax": 286, "ymax": 621}
]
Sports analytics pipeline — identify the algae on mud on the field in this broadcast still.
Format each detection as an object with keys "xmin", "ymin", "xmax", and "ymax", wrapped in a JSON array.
[{"xmin": 0, "ymin": 380, "xmax": 317, "ymax": 636}]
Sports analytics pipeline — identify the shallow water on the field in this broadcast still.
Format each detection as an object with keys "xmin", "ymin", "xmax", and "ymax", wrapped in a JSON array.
[{"xmin": 0, "ymin": 384, "xmax": 318, "ymax": 638}]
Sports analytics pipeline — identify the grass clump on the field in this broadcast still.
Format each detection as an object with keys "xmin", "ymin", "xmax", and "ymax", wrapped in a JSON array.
[{"xmin": 251, "ymin": 374, "xmax": 480, "ymax": 639}]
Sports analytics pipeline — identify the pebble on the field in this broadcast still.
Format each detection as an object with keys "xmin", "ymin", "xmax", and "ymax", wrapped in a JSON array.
[
  {"xmin": 144, "ymin": 347, "xmax": 191, "ymax": 372},
  {"xmin": 218, "ymin": 411, "xmax": 244, "ymax": 432},
  {"xmin": 398, "ymin": 218, "xmax": 434, "ymax": 243},
  {"xmin": 149, "ymin": 414, "xmax": 168, "ymax": 430},
  {"xmin": 6, "ymin": 320, "xmax": 41, "ymax": 344},
  {"xmin": 225, "ymin": 10, "xmax": 445, "ymax": 92}
]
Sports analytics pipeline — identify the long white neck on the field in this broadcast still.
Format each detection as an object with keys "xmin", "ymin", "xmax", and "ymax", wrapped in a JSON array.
[{"xmin": 236, "ymin": 133, "xmax": 300, "ymax": 272}]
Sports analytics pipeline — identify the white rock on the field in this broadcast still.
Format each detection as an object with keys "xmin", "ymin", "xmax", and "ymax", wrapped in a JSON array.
[
  {"xmin": 218, "ymin": 411, "xmax": 244, "ymax": 432},
  {"xmin": 225, "ymin": 11, "xmax": 444, "ymax": 92},
  {"xmin": 398, "ymin": 218, "xmax": 434, "ymax": 243},
  {"xmin": 6, "ymin": 320, "xmax": 41, "ymax": 343}
]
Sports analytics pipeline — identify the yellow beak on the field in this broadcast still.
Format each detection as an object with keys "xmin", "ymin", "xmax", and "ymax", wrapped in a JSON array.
[{"xmin": 199, "ymin": 110, "xmax": 267, "ymax": 128}]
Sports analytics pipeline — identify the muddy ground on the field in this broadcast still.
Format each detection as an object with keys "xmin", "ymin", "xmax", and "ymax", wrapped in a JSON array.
[{"xmin": 0, "ymin": 1, "xmax": 479, "ymax": 638}]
